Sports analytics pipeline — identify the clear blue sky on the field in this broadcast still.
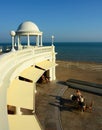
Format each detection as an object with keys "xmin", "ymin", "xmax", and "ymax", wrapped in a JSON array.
[{"xmin": 0, "ymin": 0, "xmax": 102, "ymax": 43}]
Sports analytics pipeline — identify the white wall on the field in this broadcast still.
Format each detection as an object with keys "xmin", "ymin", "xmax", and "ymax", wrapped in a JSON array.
[{"xmin": 0, "ymin": 46, "xmax": 56, "ymax": 130}]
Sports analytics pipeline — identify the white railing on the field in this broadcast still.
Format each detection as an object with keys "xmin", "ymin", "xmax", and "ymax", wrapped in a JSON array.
[{"xmin": 0, "ymin": 45, "xmax": 55, "ymax": 130}]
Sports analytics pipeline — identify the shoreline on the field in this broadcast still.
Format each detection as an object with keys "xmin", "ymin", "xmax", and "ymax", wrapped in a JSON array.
[
  {"xmin": 56, "ymin": 59, "xmax": 102, "ymax": 64},
  {"xmin": 56, "ymin": 60, "xmax": 102, "ymax": 72},
  {"xmin": 56, "ymin": 60, "xmax": 102, "ymax": 65}
]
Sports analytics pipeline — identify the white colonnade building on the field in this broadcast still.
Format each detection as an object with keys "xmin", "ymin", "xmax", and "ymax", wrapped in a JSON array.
[{"xmin": 0, "ymin": 21, "xmax": 57, "ymax": 130}]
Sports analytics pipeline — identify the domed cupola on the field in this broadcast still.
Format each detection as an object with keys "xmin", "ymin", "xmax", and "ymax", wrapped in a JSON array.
[
  {"xmin": 11, "ymin": 21, "xmax": 43, "ymax": 49},
  {"xmin": 16, "ymin": 21, "xmax": 40, "ymax": 33}
]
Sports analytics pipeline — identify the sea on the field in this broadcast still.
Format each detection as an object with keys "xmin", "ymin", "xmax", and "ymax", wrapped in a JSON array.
[
  {"xmin": 47, "ymin": 42, "xmax": 102, "ymax": 63},
  {"xmin": 0, "ymin": 42, "xmax": 102, "ymax": 63}
]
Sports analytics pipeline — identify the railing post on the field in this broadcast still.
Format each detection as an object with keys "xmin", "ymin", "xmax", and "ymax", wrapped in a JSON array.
[{"xmin": 52, "ymin": 45, "xmax": 56, "ymax": 80}]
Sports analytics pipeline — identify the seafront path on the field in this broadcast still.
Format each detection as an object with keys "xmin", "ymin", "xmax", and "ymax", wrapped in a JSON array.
[
  {"xmin": 36, "ymin": 81, "xmax": 67, "ymax": 130},
  {"xmin": 35, "ymin": 81, "xmax": 102, "ymax": 130}
]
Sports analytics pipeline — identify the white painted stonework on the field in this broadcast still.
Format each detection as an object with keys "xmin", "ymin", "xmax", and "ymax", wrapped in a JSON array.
[{"xmin": 0, "ymin": 21, "xmax": 57, "ymax": 130}]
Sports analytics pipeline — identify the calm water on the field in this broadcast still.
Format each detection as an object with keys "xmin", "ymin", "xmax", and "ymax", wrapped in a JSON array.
[
  {"xmin": 0, "ymin": 42, "xmax": 102, "ymax": 63},
  {"xmin": 54, "ymin": 42, "xmax": 102, "ymax": 63}
]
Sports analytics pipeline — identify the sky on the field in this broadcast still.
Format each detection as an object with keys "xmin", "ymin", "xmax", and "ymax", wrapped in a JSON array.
[{"xmin": 0, "ymin": 0, "xmax": 102, "ymax": 43}]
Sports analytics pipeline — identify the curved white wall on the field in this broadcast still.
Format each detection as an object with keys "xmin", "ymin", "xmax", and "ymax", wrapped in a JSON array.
[{"xmin": 0, "ymin": 46, "xmax": 56, "ymax": 130}]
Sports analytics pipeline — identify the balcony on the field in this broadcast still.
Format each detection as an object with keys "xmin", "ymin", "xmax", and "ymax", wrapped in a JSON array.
[{"xmin": 0, "ymin": 45, "xmax": 56, "ymax": 130}]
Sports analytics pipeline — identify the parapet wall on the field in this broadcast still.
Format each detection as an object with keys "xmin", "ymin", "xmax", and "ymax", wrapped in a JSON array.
[{"xmin": 0, "ymin": 46, "xmax": 56, "ymax": 130}]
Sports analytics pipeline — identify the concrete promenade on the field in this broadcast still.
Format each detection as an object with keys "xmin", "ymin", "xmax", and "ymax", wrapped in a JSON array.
[
  {"xmin": 36, "ymin": 82, "xmax": 67, "ymax": 130},
  {"xmin": 35, "ymin": 81, "xmax": 102, "ymax": 130}
]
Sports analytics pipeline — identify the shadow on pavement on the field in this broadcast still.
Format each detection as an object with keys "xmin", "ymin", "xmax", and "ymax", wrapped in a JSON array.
[{"xmin": 49, "ymin": 95, "xmax": 78, "ymax": 112}]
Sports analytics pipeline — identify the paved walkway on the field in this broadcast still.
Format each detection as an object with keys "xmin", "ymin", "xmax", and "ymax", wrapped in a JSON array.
[
  {"xmin": 36, "ymin": 81, "xmax": 67, "ymax": 130},
  {"xmin": 35, "ymin": 81, "xmax": 102, "ymax": 130}
]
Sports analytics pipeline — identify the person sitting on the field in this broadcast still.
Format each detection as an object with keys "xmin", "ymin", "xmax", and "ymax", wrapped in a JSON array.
[
  {"xmin": 70, "ymin": 89, "xmax": 82, "ymax": 102},
  {"xmin": 70, "ymin": 94, "xmax": 77, "ymax": 101},
  {"xmin": 41, "ymin": 75, "xmax": 46, "ymax": 83},
  {"xmin": 41, "ymin": 75, "xmax": 50, "ymax": 83},
  {"xmin": 78, "ymin": 95, "xmax": 86, "ymax": 111},
  {"xmin": 45, "ymin": 76, "xmax": 50, "ymax": 83},
  {"xmin": 76, "ymin": 89, "xmax": 82, "ymax": 101},
  {"xmin": 70, "ymin": 90, "xmax": 86, "ymax": 111},
  {"xmin": 70, "ymin": 90, "xmax": 94, "ymax": 112}
]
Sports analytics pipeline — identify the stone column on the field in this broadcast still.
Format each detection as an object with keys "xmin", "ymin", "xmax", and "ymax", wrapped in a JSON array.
[
  {"xmin": 17, "ymin": 36, "xmax": 22, "ymax": 50},
  {"xmin": 10, "ymin": 31, "xmax": 16, "ymax": 52},
  {"xmin": 27, "ymin": 34, "xmax": 30, "ymax": 46},
  {"xmin": 40, "ymin": 35, "xmax": 42, "ymax": 46},
  {"xmin": 17, "ymin": 36, "xmax": 20, "ymax": 50},
  {"xmin": 36, "ymin": 35, "xmax": 39, "ymax": 46}
]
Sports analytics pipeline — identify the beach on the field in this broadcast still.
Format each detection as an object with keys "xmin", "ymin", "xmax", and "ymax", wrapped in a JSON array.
[
  {"xmin": 56, "ymin": 60, "xmax": 102, "ymax": 84},
  {"xmin": 36, "ymin": 60, "xmax": 102, "ymax": 130},
  {"xmin": 56, "ymin": 61, "xmax": 102, "ymax": 130}
]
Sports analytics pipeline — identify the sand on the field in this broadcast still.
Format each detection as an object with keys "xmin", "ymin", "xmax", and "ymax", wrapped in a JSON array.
[
  {"xmin": 56, "ymin": 61, "xmax": 102, "ymax": 130},
  {"xmin": 56, "ymin": 60, "xmax": 102, "ymax": 84}
]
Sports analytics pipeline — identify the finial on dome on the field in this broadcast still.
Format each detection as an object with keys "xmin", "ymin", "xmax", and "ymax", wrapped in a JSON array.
[{"xmin": 10, "ymin": 31, "xmax": 16, "ymax": 36}]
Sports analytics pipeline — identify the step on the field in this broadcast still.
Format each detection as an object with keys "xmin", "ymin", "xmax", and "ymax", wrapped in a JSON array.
[
  {"xmin": 66, "ymin": 79, "xmax": 102, "ymax": 89},
  {"xmin": 66, "ymin": 81, "xmax": 102, "ymax": 96}
]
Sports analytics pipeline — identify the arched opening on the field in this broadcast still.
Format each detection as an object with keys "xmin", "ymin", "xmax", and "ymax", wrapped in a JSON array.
[{"xmin": 37, "ymin": 70, "xmax": 50, "ymax": 84}]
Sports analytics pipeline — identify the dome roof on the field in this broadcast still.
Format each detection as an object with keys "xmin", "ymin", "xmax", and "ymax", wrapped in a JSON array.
[{"xmin": 16, "ymin": 21, "xmax": 40, "ymax": 32}]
